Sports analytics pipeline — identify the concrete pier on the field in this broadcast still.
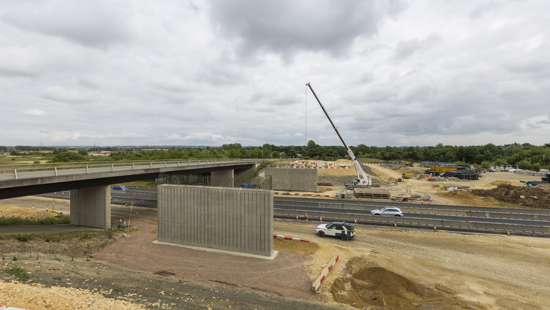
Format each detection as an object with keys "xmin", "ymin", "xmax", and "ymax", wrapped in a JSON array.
[
  {"xmin": 70, "ymin": 185, "xmax": 111, "ymax": 229},
  {"xmin": 211, "ymin": 169, "xmax": 234, "ymax": 187},
  {"xmin": 158, "ymin": 185, "xmax": 273, "ymax": 257}
]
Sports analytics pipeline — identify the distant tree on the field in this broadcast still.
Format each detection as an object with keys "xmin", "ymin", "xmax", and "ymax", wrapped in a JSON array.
[
  {"xmin": 50, "ymin": 152, "xmax": 86, "ymax": 163},
  {"xmin": 481, "ymin": 161, "xmax": 491, "ymax": 169},
  {"xmin": 78, "ymin": 149, "xmax": 88, "ymax": 156},
  {"xmin": 288, "ymin": 149, "xmax": 297, "ymax": 158},
  {"xmin": 532, "ymin": 163, "xmax": 541, "ymax": 172},
  {"xmin": 272, "ymin": 151, "xmax": 280, "ymax": 158},
  {"xmin": 516, "ymin": 160, "xmax": 532, "ymax": 170}
]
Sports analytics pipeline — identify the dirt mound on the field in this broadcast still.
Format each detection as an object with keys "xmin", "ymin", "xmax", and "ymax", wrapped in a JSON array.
[
  {"xmin": 472, "ymin": 184, "xmax": 550, "ymax": 209},
  {"xmin": 438, "ymin": 190, "xmax": 498, "ymax": 208},
  {"xmin": 331, "ymin": 257, "xmax": 480, "ymax": 309},
  {"xmin": 478, "ymin": 180, "xmax": 526, "ymax": 189},
  {"xmin": 273, "ymin": 238, "xmax": 319, "ymax": 255},
  {"xmin": 0, "ymin": 205, "xmax": 59, "ymax": 220}
]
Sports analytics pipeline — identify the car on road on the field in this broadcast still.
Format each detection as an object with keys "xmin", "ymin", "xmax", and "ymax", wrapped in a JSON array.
[
  {"xmin": 370, "ymin": 207, "xmax": 404, "ymax": 217},
  {"xmin": 316, "ymin": 221, "xmax": 356, "ymax": 241},
  {"xmin": 112, "ymin": 185, "xmax": 129, "ymax": 191}
]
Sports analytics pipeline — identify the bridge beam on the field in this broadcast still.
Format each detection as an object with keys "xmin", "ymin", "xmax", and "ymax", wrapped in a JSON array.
[
  {"xmin": 211, "ymin": 169, "xmax": 234, "ymax": 187},
  {"xmin": 70, "ymin": 186, "xmax": 111, "ymax": 229}
]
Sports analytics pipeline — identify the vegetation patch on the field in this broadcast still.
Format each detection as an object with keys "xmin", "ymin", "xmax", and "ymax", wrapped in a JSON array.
[
  {"xmin": 3, "ymin": 265, "xmax": 30, "ymax": 281},
  {"xmin": 0, "ymin": 215, "xmax": 70, "ymax": 226}
]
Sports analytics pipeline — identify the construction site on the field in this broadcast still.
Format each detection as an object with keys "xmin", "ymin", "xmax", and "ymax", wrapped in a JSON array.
[{"xmin": 1, "ymin": 157, "xmax": 550, "ymax": 309}]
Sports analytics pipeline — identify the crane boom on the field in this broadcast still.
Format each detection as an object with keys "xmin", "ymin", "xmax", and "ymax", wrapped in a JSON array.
[{"xmin": 306, "ymin": 83, "xmax": 371, "ymax": 186}]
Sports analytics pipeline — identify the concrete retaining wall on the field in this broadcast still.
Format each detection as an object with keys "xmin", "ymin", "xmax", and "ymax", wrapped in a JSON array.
[
  {"xmin": 265, "ymin": 168, "xmax": 317, "ymax": 192},
  {"xmin": 158, "ymin": 185, "xmax": 273, "ymax": 257}
]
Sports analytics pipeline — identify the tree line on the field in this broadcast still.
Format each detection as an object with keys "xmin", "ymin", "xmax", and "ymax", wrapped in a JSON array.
[{"xmin": 3, "ymin": 142, "xmax": 550, "ymax": 171}]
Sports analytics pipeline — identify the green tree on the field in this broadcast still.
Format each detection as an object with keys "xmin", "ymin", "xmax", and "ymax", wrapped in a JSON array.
[
  {"xmin": 78, "ymin": 149, "xmax": 88, "ymax": 156},
  {"xmin": 272, "ymin": 151, "xmax": 280, "ymax": 158},
  {"xmin": 516, "ymin": 160, "xmax": 532, "ymax": 170},
  {"xmin": 288, "ymin": 149, "xmax": 297, "ymax": 158}
]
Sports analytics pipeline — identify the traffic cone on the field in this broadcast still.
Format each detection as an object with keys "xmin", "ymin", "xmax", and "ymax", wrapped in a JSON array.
[
  {"xmin": 296, "ymin": 215, "xmax": 299, "ymax": 221},
  {"xmin": 320, "ymin": 216, "xmax": 323, "ymax": 223},
  {"xmin": 421, "ymin": 199, "xmax": 424, "ymax": 204},
  {"xmin": 354, "ymin": 218, "xmax": 357, "ymax": 225},
  {"xmin": 433, "ymin": 225, "xmax": 437, "ymax": 232},
  {"xmin": 507, "ymin": 229, "xmax": 510, "ymax": 236},
  {"xmin": 394, "ymin": 222, "xmax": 397, "ymax": 228},
  {"xmin": 428, "ymin": 200, "xmax": 431, "ymax": 205}
]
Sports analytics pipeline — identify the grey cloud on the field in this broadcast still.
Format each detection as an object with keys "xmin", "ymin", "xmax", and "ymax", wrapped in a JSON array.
[
  {"xmin": 208, "ymin": 0, "xmax": 407, "ymax": 61},
  {"xmin": 392, "ymin": 34, "xmax": 442, "ymax": 60},
  {"xmin": 469, "ymin": 1, "xmax": 505, "ymax": 20},
  {"xmin": 1, "ymin": 1, "xmax": 132, "ymax": 49}
]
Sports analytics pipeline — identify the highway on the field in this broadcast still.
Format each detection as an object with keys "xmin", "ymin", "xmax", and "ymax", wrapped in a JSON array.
[{"xmin": 37, "ymin": 188, "xmax": 550, "ymax": 236}]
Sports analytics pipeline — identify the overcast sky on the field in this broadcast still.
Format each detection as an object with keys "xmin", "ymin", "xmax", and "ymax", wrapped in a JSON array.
[{"xmin": 1, "ymin": 0, "xmax": 549, "ymax": 147}]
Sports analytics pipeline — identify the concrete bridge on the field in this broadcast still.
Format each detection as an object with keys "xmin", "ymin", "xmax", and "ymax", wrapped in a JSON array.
[{"xmin": 0, "ymin": 159, "xmax": 262, "ymax": 228}]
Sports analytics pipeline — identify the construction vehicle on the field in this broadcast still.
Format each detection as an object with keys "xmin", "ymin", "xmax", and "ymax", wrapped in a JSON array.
[
  {"xmin": 306, "ymin": 83, "xmax": 372, "ymax": 188},
  {"xmin": 402, "ymin": 173, "xmax": 410, "ymax": 179}
]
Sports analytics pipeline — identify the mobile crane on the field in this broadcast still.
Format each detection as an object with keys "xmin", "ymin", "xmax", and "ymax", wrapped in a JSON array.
[{"xmin": 306, "ymin": 82, "xmax": 372, "ymax": 187}]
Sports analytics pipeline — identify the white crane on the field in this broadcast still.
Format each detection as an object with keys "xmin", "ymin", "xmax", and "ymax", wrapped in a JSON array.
[{"xmin": 306, "ymin": 82, "xmax": 372, "ymax": 187}]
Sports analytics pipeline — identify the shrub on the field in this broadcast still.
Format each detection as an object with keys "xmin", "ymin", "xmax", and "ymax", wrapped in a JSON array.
[{"xmin": 16, "ymin": 234, "xmax": 29, "ymax": 242}]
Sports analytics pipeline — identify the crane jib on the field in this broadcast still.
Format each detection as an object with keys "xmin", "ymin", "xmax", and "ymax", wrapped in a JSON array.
[{"xmin": 305, "ymin": 82, "xmax": 371, "ymax": 186}]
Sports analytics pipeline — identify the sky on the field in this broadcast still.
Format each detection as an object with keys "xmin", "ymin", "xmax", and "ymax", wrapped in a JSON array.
[{"xmin": 1, "ymin": 0, "xmax": 549, "ymax": 147}]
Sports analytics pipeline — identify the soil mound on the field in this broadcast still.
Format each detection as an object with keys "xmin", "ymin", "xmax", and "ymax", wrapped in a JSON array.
[
  {"xmin": 273, "ymin": 239, "xmax": 319, "ymax": 255},
  {"xmin": 472, "ymin": 184, "xmax": 550, "ymax": 209},
  {"xmin": 331, "ymin": 257, "xmax": 481, "ymax": 309}
]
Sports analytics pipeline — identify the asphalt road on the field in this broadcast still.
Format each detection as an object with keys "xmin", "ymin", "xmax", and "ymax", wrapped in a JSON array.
[
  {"xmin": 37, "ymin": 189, "xmax": 550, "ymax": 229},
  {"xmin": 273, "ymin": 204, "xmax": 548, "ymax": 226}
]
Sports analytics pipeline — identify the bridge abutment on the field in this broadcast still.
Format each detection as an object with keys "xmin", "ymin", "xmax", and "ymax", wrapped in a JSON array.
[
  {"xmin": 211, "ymin": 169, "xmax": 234, "ymax": 187},
  {"xmin": 70, "ymin": 185, "xmax": 111, "ymax": 229}
]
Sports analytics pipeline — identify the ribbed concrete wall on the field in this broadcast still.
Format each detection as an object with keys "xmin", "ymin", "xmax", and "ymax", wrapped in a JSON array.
[
  {"xmin": 265, "ymin": 168, "xmax": 317, "ymax": 192},
  {"xmin": 211, "ymin": 169, "xmax": 234, "ymax": 187},
  {"xmin": 158, "ymin": 185, "xmax": 273, "ymax": 257},
  {"xmin": 70, "ymin": 186, "xmax": 111, "ymax": 229}
]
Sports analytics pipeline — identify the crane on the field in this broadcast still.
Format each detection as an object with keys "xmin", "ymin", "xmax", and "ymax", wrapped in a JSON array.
[{"xmin": 306, "ymin": 82, "xmax": 372, "ymax": 187}]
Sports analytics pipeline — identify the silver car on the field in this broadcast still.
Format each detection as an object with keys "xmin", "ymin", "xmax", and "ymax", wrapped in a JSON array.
[{"xmin": 371, "ymin": 207, "xmax": 404, "ymax": 217}]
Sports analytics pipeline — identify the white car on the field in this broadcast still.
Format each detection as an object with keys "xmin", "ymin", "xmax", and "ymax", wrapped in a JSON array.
[
  {"xmin": 370, "ymin": 207, "xmax": 404, "ymax": 217},
  {"xmin": 316, "ymin": 222, "xmax": 356, "ymax": 241}
]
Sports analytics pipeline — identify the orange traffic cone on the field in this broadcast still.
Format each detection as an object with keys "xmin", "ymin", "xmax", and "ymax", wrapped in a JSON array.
[
  {"xmin": 507, "ymin": 229, "xmax": 510, "ymax": 236},
  {"xmin": 354, "ymin": 218, "xmax": 357, "ymax": 225},
  {"xmin": 433, "ymin": 225, "xmax": 437, "ymax": 232},
  {"xmin": 320, "ymin": 216, "xmax": 323, "ymax": 223},
  {"xmin": 428, "ymin": 200, "xmax": 431, "ymax": 205},
  {"xmin": 394, "ymin": 222, "xmax": 397, "ymax": 228},
  {"xmin": 296, "ymin": 215, "xmax": 299, "ymax": 221}
]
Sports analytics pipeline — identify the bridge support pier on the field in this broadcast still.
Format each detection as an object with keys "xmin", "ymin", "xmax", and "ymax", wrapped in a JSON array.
[
  {"xmin": 70, "ymin": 186, "xmax": 111, "ymax": 229},
  {"xmin": 211, "ymin": 169, "xmax": 234, "ymax": 187}
]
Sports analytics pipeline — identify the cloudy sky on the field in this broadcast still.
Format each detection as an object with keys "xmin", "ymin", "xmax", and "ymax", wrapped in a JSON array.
[{"xmin": 1, "ymin": 0, "xmax": 549, "ymax": 147}]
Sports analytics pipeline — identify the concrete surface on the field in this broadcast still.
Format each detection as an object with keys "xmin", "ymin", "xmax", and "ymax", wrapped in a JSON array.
[
  {"xmin": 158, "ymin": 185, "xmax": 273, "ymax": 257},
  {"xmin": 211, "ymin": 169, "xmax": 234, "ymax": 187},
  {"xmin": 265, "ymin": 168, "xmax": 317, "ymax": 192},
  {"xmin": 70, "ymin": 186, "xmax": 111, "ymax": 229}
]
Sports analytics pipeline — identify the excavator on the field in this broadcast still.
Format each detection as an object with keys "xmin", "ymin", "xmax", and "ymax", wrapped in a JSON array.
[{"xmin": 306, "ymin": 82, "xmax": 372, "ymax": 188}]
